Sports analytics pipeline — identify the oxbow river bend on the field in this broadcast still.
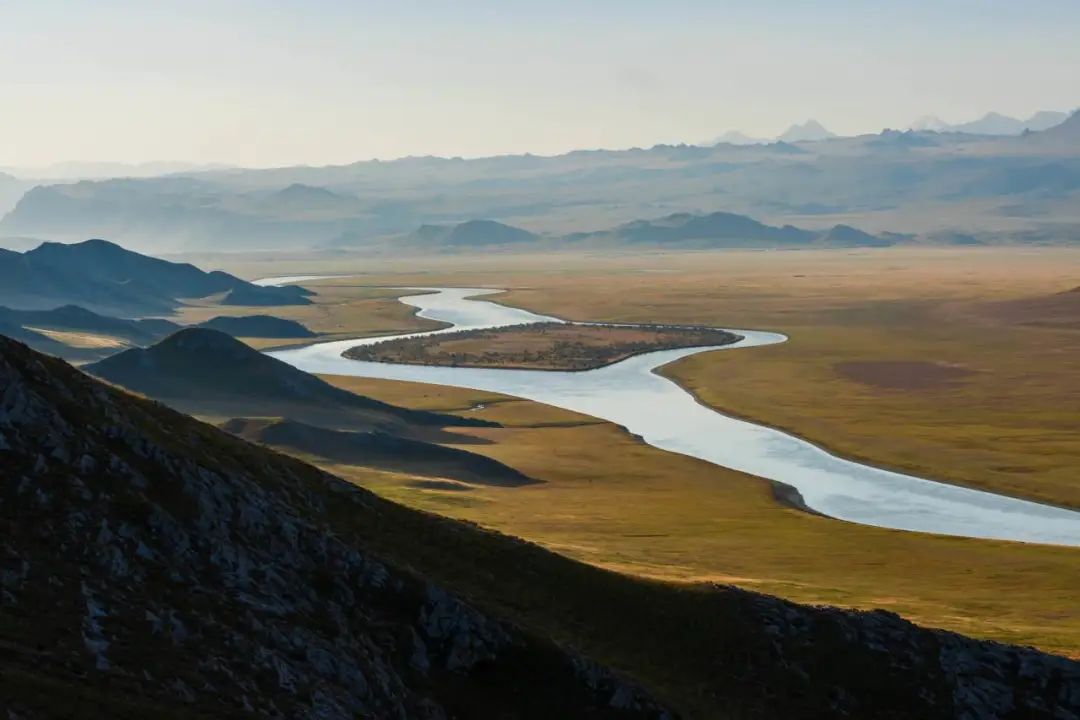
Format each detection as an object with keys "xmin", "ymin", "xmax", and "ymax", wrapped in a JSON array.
[{"xmin": 256, "ymin": 279, "xmax": 1080, "ymax": 547}]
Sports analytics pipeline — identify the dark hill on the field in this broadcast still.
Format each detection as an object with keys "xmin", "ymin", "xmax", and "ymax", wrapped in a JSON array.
[
  {"xmin": 84, "ymin": 328, "xmax": 491, "ymax": 432},
  {"xmin": 614, "ymin": 211, "xmax": 814, "ymax": 245},
  {"xmin": 579, "ymin": 211, "xmax": 893, "ymax": 248},
  {"xmin": 196, "ymin": 314, "xmax": 315, "ymax": 338},
  {"xmin": 222, "ymin": 417, "xmax": 536, "ymax": 487},
  {"xmin": 221, "ymin": 283, "xmax": 313, "ymax": 306},
  {"xmin": 446, "ymin": 219, "xmax": 539, "ymax": 245},
  {"xmin": 268, "ymin": 183, "xmax": 358, "ymax": 213},
  {"xmin": 2, "ymin": 335, "xmax": 1078, "ymax": 718},
  {"xmin": 0, "ymin": 239, "xmax": 311, "ymax": 315},
  {"xmin": 401, "ymin": 220, "xmax": 540, "ymax": 248}
]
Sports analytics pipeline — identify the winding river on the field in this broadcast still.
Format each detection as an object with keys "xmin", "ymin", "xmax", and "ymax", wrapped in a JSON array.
[{"xmin": 257, "ymin": 279, "xmax": 1080, "ymax": 547}]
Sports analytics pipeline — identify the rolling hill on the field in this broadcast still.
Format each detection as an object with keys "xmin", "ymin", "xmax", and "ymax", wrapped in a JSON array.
[
  {"xmin": 2, "ymin": 333, "xmax": 1079, "ymax": 718},
  {"xmin": 84, "ymin": 328, "xmax": 492, "ymax": 433},
  {"xmin": 0, "ymin": 239, "xmax": 311, "ymax": 315}
]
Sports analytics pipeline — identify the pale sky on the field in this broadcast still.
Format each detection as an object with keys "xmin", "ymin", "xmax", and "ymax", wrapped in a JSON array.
[{"xmin": 2, "ymin": 0, "xmax": 1078, "ymax": 168}]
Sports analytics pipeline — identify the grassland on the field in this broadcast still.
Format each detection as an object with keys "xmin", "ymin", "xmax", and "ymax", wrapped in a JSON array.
[
  {"xmin": 320, "ymin": 374, "xmax": 1080, "ymax": 657},
  {"xmin": 190, "ymin": 247, "xmax": 1080, "ymax": 655},
  {"xmin": 253, "ymin": 248, "xmax": 1080, "ymax": 509}
]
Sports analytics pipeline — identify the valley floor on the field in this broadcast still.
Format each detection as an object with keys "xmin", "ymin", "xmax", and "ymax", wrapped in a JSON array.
[{"xmin": 200, "ymin": 247, "xmax": 1080, "ymax": 656}]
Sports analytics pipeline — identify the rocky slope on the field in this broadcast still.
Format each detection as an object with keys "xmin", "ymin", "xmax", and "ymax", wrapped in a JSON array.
[
  {"xmin": 1, "ymin": 334, "xmax": 1078, "ymax": 718},
  {"xmin": 0, "ymin": 335, "xmax": 668, "ymax": 719}
]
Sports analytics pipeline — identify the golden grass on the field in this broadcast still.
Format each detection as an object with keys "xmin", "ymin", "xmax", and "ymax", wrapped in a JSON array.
[
  {"xmin": 186, "ymin": 248, "xmax": 1080, "ymax": 655},
  {"xmin": 319, "ymin": 374, "xmax": 1080, "ymax": 657}
]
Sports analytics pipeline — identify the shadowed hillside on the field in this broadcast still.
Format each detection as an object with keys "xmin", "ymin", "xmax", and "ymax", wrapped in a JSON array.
[
  {"xmin": 84, "ymin": 328, "xmax": 494, "ymax": 433},
  {"xmin": 1, "ymin": 334, "xmax": 1078, "ymax": 718},
  {"xmin": 0, "ymin": 239, "xmax": 311, "ymax": 315},
  {"xmin": 222, "ymin": 417, "xmax": 537, "ymax": 487}
]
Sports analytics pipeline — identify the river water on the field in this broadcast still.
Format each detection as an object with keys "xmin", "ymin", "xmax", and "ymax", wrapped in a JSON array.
[{"xmin": 257, "ymin": 279, "xmax": 1080, "ymax": 547}]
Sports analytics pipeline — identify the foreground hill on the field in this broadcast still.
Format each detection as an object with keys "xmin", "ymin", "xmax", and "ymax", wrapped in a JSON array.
[
  {"xmin": 0, "ymin": 239, "xmax": 310, "ymax": 315},
  {"xmin": 2, "ymin": 335, "xmax": 1079, "ymax": 718},
  {"xmin": 84, "ymin": 328, "xmax": 490, "ymax": 433},
  {"xmin": 0, "ymin": 335, "xmax": 667, "ymax": 718}
]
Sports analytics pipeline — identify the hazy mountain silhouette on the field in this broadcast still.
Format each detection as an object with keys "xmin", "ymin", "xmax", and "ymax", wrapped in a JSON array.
[
  {"xmin": 391, "ymin": 219, "xmax": 539, "ymax": 248},
  {"xmin": 711, "ymin": 130, "xmax": 769, "ymax": 145},
  {"xmin": 573, "ymin": 211, "xmax": 892, "ymax": 248},
  {"xmin": 778, "ymin": 120, "xmax": 837, "ymax": 142},
  {"xmin": 5, "ymin": 116, "xmax": 1080, "ymax": 251},
  {"xmin": 917, "ymin": 110, "xmax": 1071, "ymax": 136}
]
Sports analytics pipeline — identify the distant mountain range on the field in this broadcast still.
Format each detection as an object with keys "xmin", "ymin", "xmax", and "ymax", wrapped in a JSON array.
[
  {"xmin": 567, "ymin": 211, "xmax": 894, "ymax": 248},
  {"xmin": 3, "ymin": 110, "xmax": 1078, "ymax": 251},
  {"xmin": 0, "ymin": 239, "xmax": 311, "ymax": 315},
  {"xmin": 710, "ymin": 110, "xmax": 1072, "ymax": 146},
  {"xmin": 909, "ymin": 110, "xmax": 1071, "ymax": 136},
  {"xmin": 342, "ymin": 212, "xmax": 897, "ymax": 251},
  {"xmin": 0, "ymin": 160, "xmax": 233, "ymax": 180}
]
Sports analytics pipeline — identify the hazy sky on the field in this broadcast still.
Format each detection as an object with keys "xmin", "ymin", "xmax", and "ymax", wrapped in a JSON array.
[{"xmin": 2, "ymin": 0, "xmax": 1078, "ymax": 168}]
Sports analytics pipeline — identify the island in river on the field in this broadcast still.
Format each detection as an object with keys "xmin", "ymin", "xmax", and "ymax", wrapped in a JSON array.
[{"xmin": 343, "ymin": 321, "xmax": 742, "ymax": 371}]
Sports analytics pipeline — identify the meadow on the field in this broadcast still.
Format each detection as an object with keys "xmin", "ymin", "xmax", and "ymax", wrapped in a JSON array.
[{"xmin": 197, "ymin": 248, "xmax": 1080, "ymax": 655}]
